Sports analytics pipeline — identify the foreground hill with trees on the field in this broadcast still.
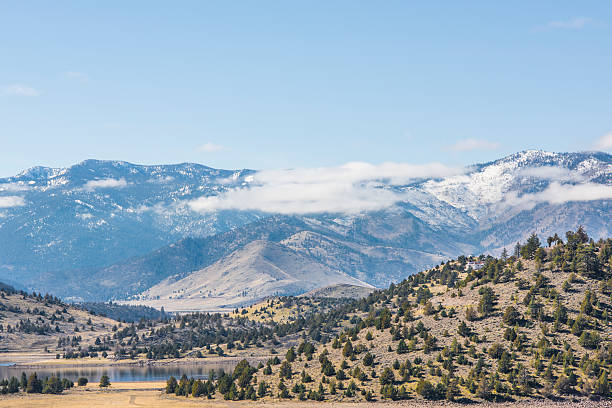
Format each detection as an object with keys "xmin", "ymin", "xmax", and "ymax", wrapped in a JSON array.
[
  {"xmin": 159, "ymin": 228, "xmax": 612, "ymax": 402},
  {"xmin": 1, "ymin": 228, "xmax": 611, "ymax": 404}
]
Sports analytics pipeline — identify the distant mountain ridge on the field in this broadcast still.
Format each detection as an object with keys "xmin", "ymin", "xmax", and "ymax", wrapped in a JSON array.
[
  {"xmin": 1, "ymin": 150, "xmax": 611, "ymax": 304},
  {"xmin": 0, "ymin": 159, "xmax": 260, "ymax": 286}
]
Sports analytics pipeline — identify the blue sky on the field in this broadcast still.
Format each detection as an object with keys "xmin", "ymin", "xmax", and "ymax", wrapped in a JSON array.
[{"xmin": 1, "ymin": 1, "xmax": 611, "ymax": 177}]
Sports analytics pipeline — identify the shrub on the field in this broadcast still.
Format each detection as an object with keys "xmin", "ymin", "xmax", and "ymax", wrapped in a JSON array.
[
  {"xmin": 416, "ymin": 379, "xmax": 437, "ymax": 400},
  {"xmin": 502, "ymin": 306, "xmax": 520, "ymax": 325},
  {"xmin": 554, "ymin": 375, "xmax": 573, "ymax": 395},
  {"xmin": 579, "ymin": 331, "xmax": 601, "ymax": 349},
  {"xmin": 465, "ymin": 306, "xmax": 477, "ymax": 321},
  {"xmin": 99, "ymin": 375, "xmax": 110, "ymax": 388}
]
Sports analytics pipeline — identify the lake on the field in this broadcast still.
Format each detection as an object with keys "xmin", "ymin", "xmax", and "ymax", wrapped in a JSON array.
[{"xmin": 0, "ymin": 361, "xmax": 239, "ymax": 383}]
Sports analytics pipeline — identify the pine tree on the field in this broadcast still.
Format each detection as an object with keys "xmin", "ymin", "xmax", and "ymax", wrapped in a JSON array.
[
  {"xmin": 26, "ymin": 373, "xmax": 43, "ymax": 393},
  {"xmin": 99, "ymin": 375, "xmax": 110, "ymax": 388},
  {"xmin": 285, "ymin": 347, "xmax": 296, "ymax": 362},
  {"xmin": 42, "ymin": 376, "xmax": 63, "ymax": 394}
]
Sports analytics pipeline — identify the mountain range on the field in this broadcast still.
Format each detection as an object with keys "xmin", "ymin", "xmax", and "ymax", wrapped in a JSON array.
[{"xmin": 1, "ymin": 150, "xmax": 610, "ymax": 309}]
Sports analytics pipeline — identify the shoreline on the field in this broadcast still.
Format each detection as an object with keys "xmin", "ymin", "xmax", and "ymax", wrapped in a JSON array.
[{"xmin": 1, "ymin": 354, "xmax": 272, "ymax": 370}]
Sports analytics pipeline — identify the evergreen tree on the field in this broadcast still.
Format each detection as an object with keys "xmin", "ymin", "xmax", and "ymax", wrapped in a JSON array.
[
  {"xmin": 285, "ymin": 347, "xmax": 296, "ymax": 362},
  {"xmin": 42, "ymin": 376, "xmax": 63, "ymax": 394},
  {"xmin": 26, "ymin": 373, "xmax": 42, "ymax": 393},
  {"xmin": 165, "ymin": 376, "xmax": 177, "ymax": 394},
  {"xmin": 99, "ymin": 375, "xmax": 111, "ymax": 388}
]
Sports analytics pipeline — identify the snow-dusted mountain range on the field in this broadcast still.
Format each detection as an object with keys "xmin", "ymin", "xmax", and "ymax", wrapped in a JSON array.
[{"xmin": 1, "ymin": 150, "xmax": 610, "ymax": 304}]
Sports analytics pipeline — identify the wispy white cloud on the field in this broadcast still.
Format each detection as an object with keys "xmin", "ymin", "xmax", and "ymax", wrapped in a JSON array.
[
  {"xmin": 545, "ymin": 17, "xmax": 594, "ymax": 30},
  {"xmin": 187, "ymin": 162, "xmax": 465, "ymax": 215},
  {"xmin": 448, "ymin": 138, "xmax": 500, "ymax": 152},
  {"xmin": 82, "ymin": 178, "xmax": 128, "ymax": 191},
  {"xmin": 65, "ymin": 71, "xmax": 90, "ymax": 82},
  {"xmin": 505, "ymin": 182, "xmax": 612, "ymax": 210},
  {"xmin": 197, "ymin": 142, "xmax": 225, "ymax": 153},
  {"xmin": 0, "ymin": 196, "xmax": 26, "ymax": 208},
  {"xmin": 0, "ymin": 183, "xmax": 31, "ymax": 192},
  {"xmin": 595, "ymin": 132, "xmax": 612, "ymax": 150},
  {"xmin": 3, "ymin": 84, "xmax": 41, "ymax": 97},
  {"xmin": 518, "ymin": 166, "xmax": 584, "ymax": 182}
]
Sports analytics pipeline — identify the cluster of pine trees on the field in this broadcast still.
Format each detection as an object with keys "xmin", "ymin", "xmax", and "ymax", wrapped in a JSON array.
[
  {"xmin": 0, "ymin": 372, "xmax": 73, "ymax": 395},
  {"xmin": 159, "ymin": 228, "xmax": 611, "ymax": 402}
]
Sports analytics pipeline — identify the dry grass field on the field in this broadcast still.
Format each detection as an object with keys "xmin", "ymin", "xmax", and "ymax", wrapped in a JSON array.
[{"xmin": 0, "ymin": 387, "xmax": 609, "ymax": 408}]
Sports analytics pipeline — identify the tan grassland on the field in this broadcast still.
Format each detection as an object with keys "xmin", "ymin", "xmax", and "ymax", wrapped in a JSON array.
[{"xmin": 0, "ymin": 387, "xmax": 610, "ymax": 408}]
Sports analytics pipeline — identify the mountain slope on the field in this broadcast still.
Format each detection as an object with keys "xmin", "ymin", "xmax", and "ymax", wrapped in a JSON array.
[
  {"xmin": 1, "ymin": 151, "xmax": 611, "ymax": 301},
  {"xmin": 127, "ymin": 240, "xmax": 372, "ymax": 312},
  {"xmin": 0, "ymin": 160, "xmax": 258, "ymax": 285},
  {"xmin": 54, "ymin": 212, "xmax": 451, "ymax": 301}
]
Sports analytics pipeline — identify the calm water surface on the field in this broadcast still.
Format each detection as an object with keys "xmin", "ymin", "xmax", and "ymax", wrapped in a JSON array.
[{"xmin": 0, "ymin": 362, "xmax": 238, "ymax": 383}]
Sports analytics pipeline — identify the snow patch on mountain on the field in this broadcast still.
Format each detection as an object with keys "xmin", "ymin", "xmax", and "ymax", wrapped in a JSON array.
[{"xmin": 0, "ymin": 150, "xmax": 610, "ymax": 300}]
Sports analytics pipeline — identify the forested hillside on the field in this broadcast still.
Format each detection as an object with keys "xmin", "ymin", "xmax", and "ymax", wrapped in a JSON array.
[
  {"xmin": 0, "ymin": 288, "xmax": 119, "ymax": 354},
  {"xmin": 2, "ymin": 228, "xmax": 611, "ymax": 402},
  {"xmin": 159, "ymin": 228, "xmax": 612, "ymax": 402}
]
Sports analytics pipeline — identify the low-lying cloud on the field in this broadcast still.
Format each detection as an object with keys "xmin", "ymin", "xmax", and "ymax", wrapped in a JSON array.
[
  {"xmin": 0, "ymin": 183, "xmax": 31, "ymax": 192},
  {"xmin": 505, "ymin": 182, "xmax": 612, "ymax": 210},
  {"xmin": 188, "ymin": 162, "xmax": 465, "ymax": 215},
  {"xmin": 83, "ymin": 178, "xmax": 128, "ymax": 191},
  {"xmin": 0, "ymin": 196, "xmax": 26, "ymax": 208},
  {"xmin": 518, "ymin": 166, "xmax": 585, "ymax": 182}
]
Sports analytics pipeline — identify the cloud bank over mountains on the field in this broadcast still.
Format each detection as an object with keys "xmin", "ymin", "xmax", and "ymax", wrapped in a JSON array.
[
  {"xmin": 2, "ymin": 153, "xmax": 610, "ymax": 217},
  {"xmin": 187, "ymin": 156, "xmax": 612, "ymax": 216},
  {"xmin": 187, "ymin": 161, "xmax": 466, "ymax": 214},
  {"xmin": 505, "ymin": 182, "xmax": 612, "ymax": 211},
  {"xmin": 0, "ymin": 151, "xmax": 610, "ymax": 299}
]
